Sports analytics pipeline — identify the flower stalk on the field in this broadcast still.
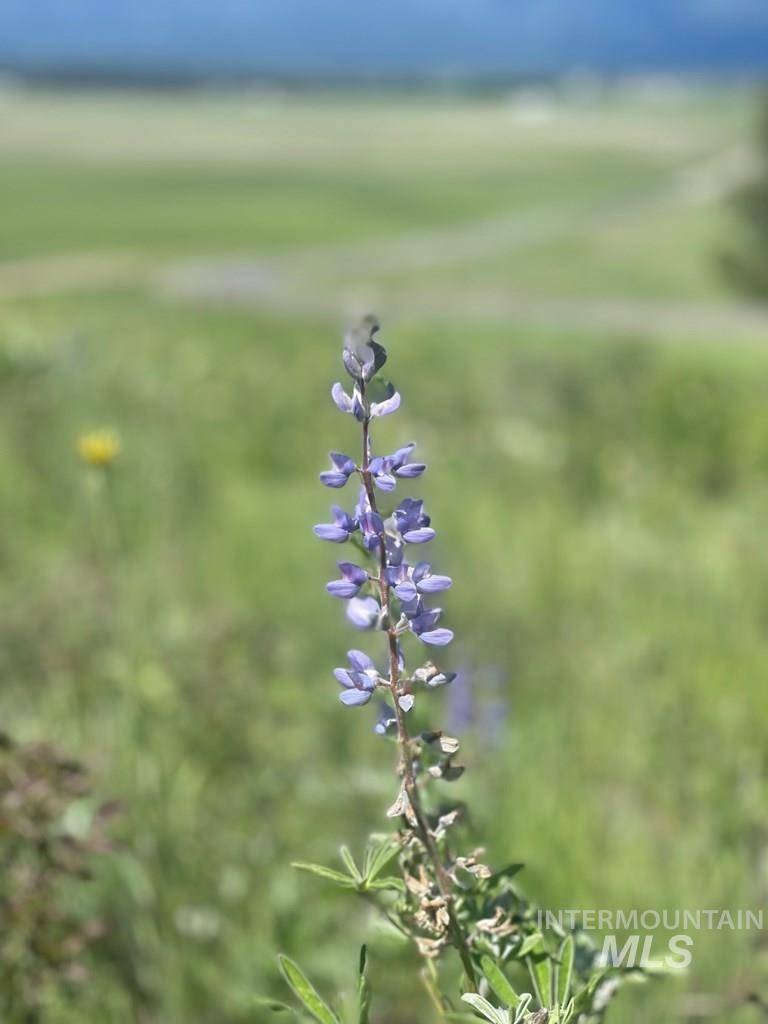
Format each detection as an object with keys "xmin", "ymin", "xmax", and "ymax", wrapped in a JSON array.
[{"xmin": 314, "ymin": 317, "xmax": 477, "ymax": 988}]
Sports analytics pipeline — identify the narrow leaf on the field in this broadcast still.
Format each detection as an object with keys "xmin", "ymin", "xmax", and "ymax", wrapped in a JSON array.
[
  {"xmin": 556, "ymin": 936, "xmax": 574, "ymax": 1006},
  {"xmin": 366, "ymin": 876, "xmax": 405, "ymax": 893},
  {"xmin": 292, "ymin": 862, "xmax": 357, "ymax": 888},
  {"xmin": 357, "ymin": 945, "xmax": 371, "ymax": 1024},
  {"xmin": 461, "ymin": 993, "xmax": 507, "ymax": 1024},
  {"xmin": 517, "ymin": 932, "xmax": 544, "ymax": 959},
  {"xmin": 339, "ymin": 845, "xmax": 362, "ymax": 882},
  {"xmin": 480, "ymin": 956, "xmax": 520, "ymax": 1008},
  {"xmin": 277, "ymin": 955, "xmax": 341, "ymax": 1024}
]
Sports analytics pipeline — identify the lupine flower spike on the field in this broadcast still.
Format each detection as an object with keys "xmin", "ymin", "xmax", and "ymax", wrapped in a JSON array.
[
  {"xmin": 313, "ymin": 316, "xmax": 478, "ymax": 986},
  {"xmin": 291, "ymin": 319, "xmax": 632, "ymax": 1022}
]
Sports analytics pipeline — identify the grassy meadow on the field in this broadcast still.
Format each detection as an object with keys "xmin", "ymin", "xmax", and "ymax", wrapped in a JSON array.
[{"xmin": 1, "ymin": 83, "xmax": 768, "ymax": 1022}]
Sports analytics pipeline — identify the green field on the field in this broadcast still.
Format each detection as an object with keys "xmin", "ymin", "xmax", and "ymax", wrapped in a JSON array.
[{"xmin": 2, "ymin": 84, "xmax": 768, "ymax": 1022}]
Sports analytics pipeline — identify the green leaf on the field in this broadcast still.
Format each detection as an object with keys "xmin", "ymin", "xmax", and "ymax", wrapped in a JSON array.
[
  {"xmin": 555, "ymin": 936, "xmax": 574, "ymax": 1006},
  {"xmin": 366, "ymin": 876, "xmax": 405, "ymax": 893},
  {"xmin": 357, "ymin": 945, "xmax": 372, "ymax": 1024},
  {"xmin": 277, "ymin": 955, "xmax": 341, "ymax": 1024},
  {"xmin": 480, "ymin": 956, "xmax": 520, "ymax": 1008},
  {"xmin": 339, "ymin": 845, "xmax": 362, "ymax": 883},
  {"xmin": 253, "ymin": 995, "xmax": 298, "ymax": 1015},
  {"xmin": 460, "ymin": 993, "xmax": 508, "ymax": 1024},
  {"xmin": 516, "ymin": 932, "xmax": 544, "ymax": 959},
  {"xmin": 363, "ymin": 837, "xmax": 400, "ymax": 882},
  {"xmin": 526, "ymin": 954, "xmax": 552, "ymax": 1010},
  {"xmin": 291, "ymin": 862, "xmax": 357, "ymax": 888}
]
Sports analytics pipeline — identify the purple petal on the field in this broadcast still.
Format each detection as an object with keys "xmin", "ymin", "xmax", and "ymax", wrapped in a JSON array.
[
  {"xmin": 329, "ymin": 452, "xmax": 355, "ymax": 472},
  {"xmin": 418, "ymin": 574, "xmax": 452, "ymax": 593},
  {"xmin": 392, "ymin": 443, "xmax": 416, "ymax": 464},
  {"xmin": 403, "ymin": 528, "xmax": 435, "ymax": 544},
  {"xmin": 374, "ymin": 474, "xmax": 397, "ymax": 492},
  {"xmin": 350, "ymin": 670, "xmax": 376, "ymax": 691},
  {"xmin": 394, "ymin": 581, "xmax": 418, "ymax": 603},
  {"xmin": 396, "ymin": 463, "xmax": 426, "ymax": 478},
  {"xmin": 410, "ymin": 609, "xmax": 442, "ymax": 633},
  {"xmin": 398, "ymin": 694, "xmax": 415, "ymax": 712},
  {"xmin": 331, "ymin": 382, "xmax": 353, "ymax": 413},
  {"xmin": 339, "ymin": 688, "xmax": 373, "ymax": 707},
  {"xmin": 320, "ymin": 471, "xmax": 350, "ymax": 488},
  {"xmin": 313, "ymin": 524, "xmax": 349, "ymax": 542},
  {"xmin": 334, "ymin": 668, "xmax": 355, "ymax": 687},
  {"xmin": 346, "ymin": 597, "xmax": 380, "ymax": 629},
  {"xmin": 347, "ymin": 649, "xmax": 375, "ymax": 672},
  {"xmin": 338, "ymin": 562, "xmax": 368, "ymax": 585},
  {"xmin": 418, "ymin": 628, "xmax": 454, "ymax": 646},
  {"xmin": 370, "ymin": 391, "xmax": 401, "ymax": 418},
  {"xmin": 326, "ymin": 580, "xmax": 361, "ymax": 598},
  {"xmin": 352, "ymin": 395, "xmax": 366, "ymax": 421}
]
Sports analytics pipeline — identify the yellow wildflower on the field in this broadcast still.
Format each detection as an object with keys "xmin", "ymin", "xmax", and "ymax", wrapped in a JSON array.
[{"xmin": 76, "ymin": 430, "xmax": 121, "ymax": 469}]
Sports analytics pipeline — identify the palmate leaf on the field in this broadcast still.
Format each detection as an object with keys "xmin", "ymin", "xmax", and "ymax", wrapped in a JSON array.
[
  {"xmin": 480, "ymin": 955, "xmax": 521, "ymax": 1008},
  {"xmin": 291, "ymin": 861, "xmax": 357, "ymax": 888},
  {"xmin": 362, "ymin": 835, "xmax": 400, "ymax": 882},
  {"xmin": 277, "ymin": 955, "xmax": 342, "ymax": 1024}
]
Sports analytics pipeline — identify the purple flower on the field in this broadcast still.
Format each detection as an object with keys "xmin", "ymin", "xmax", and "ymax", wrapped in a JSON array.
[
  {"xmin": 331, "ymin": 382, "xmax": 366, "ymax": 421},
  {"xmin": 320, "ymin": 452, "xmax": 356, "ymax": 489},
  {"xmin": 393, "ymin": 498, "xmax": 435, "ymax": 544},
  {"xmin": 355, "ymin": 487, "xmax": 385, "ymax": 551},
  {"xmin": 370, "ymin": 382, "xmax": 401, "ymax": 419},
  {"xmin": 370, "ymin": 443, "xmax": 426, "ymax": 493},
  {"xmin": 326, "ymin": 562, "xmax": 368, "ymax": 599},
  {"xmin": 374, "ymin": 702, "xmax": 397, "ymax": 735},
  {"xmin": 386, "ymin": 561, "xmax": 452, "ymax": 603},
  {"xmin": 346, "ymin": 596, "xmax": 381, "ymax": 630},
  {"xmin": 334, "ymin": 650, "xmax": 379, "ymax": 706},
  {"xmin": 412, "ymin": 562, "xmax": 452, "ymax": 593},
  {"xmin": 313, "ymin": 506, "xmax": 358, "ymax": 543},
  {"xmin": 409, "ymin": 608, "xmax": 453, "ymax": 647}
]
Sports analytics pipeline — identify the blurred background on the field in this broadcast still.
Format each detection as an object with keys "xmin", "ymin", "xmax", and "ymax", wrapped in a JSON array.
[{"xmin": 2, "ymin": 3, "xmax": 768, "ymax": 1022}]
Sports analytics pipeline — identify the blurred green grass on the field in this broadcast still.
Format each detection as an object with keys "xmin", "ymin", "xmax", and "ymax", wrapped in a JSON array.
[{"xmin": 1, "ymin": 86, "xmax": 767, "ymax": 1022}]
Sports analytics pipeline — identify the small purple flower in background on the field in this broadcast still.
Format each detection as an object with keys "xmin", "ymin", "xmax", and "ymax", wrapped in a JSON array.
[
  {"xmin": 313, "ymin": 506, "xmax": 358, "ymax": 543},
  {"xmin": 373, "ymin": 702, "xmax": 397, "ymax": 735},
  {"xmin": 319, "ymin": 452, "xmax": 356, "ymax": 489},
  {"xmin": 346, "ymin": 596, "xmax": 381, "ymax": 630},
  {"xmin": 326, "ymin": 562, "xmax": 368, "ymax": 598}
]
